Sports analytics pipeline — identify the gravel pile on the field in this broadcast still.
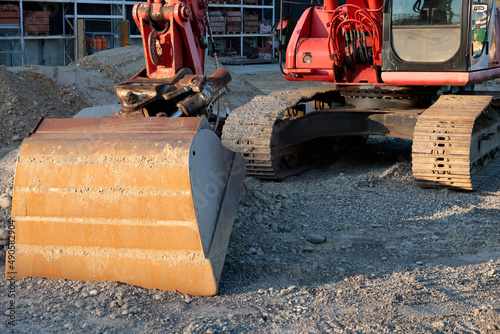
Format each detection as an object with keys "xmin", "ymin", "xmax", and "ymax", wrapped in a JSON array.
[
  {"xmin": 0, "ymin": 47, "xmax": 260, "ymax": 149},
  {"xmin": 1, "ymin": 136, "xmax": 498, "ymax": 333},
  {"xmin": 0, "ymin": 66, "xmax": 88, "ymax": 147},
  {"xmin": 0, "ymin": 47, "xmax": 499, "ymax": 333}
]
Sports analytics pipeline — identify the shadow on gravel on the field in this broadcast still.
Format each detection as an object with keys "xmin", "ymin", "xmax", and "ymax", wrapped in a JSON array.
[{"xmin": 216, "ymin": 136, "xmax": 500, "ymax": 296}]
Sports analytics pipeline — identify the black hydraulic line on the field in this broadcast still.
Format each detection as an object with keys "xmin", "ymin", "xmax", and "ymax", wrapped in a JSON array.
[
  {"xmin": 360, "ymin": 30, "xmax": 370, "ymax": 63},
  {"xmin": 273, "ymin": 0, "xmax": 295, "ymax": 78},
  {"xmin": 356, "ymin": 30, "xmax": 364, "ymax": 63},
  {"xmin": 334, "ymin": 64, "xmax": 341, "ymax": 82},
  {"xmin": 343, "ymin": 65, "xmax": 349, "ymax": 82},
  {"xmin": 349, "ymin": 30, "xmax": 358, "ymax": 63},
  {"xmin": 358, "ymin": 30, "xmax": 366, "ymax": 63},
  {"xmin": 344, "ymin": 31, "xmax": 352, "ymax": 65}
]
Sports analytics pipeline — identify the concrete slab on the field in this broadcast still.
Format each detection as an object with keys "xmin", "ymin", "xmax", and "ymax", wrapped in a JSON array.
[
  {"xmin": 224, "ymin": 63, "xmax": 281, "ymax": 75},
  {"xmin": 74, "ymin": 104, "xmax": 121, "ymax": 118}
]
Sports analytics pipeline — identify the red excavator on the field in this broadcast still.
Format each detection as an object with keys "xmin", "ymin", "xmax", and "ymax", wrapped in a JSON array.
[
  {"xmin": 8, "ymin": 0, "xmax": 500, "ymax": 296},
  {"xmin": 223, "ymin": 0, "xmax": 500, "ymax": 190}
]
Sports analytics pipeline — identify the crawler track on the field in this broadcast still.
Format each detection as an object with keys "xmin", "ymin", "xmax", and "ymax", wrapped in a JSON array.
[
  {"xmin": 222, "ymin": 87, "xmax": 338, "ymax": 179},
  {"xmin": 223, "ymin": 90, "xmax": 500, "ymax": 190},
  {"xmin": 412, "ymin": 95, "xmax": 500, "ymax": 190}
]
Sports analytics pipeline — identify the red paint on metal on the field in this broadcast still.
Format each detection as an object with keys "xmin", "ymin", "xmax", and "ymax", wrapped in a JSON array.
[
  {"xmin": 133, "ymin": 0, "xmax": 205, "ymax": 79},
  {"xmin": 285, "ymin": 1, "xmax": 383, "ymax": 84},
  {"xmin": 381, "ymin": 72, "xmax": 469, "ymax": 86},
  {"xmin": 380, "ymin": 70, "xmax": 500, "ymax": 86}
]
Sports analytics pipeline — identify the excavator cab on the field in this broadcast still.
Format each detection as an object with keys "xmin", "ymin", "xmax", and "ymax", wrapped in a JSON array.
[
  {"xmin": 383, "ymin": 0, "xmax": 498, "ymax": 81},
  {"xmin": 387, "ymin": 0, "xmax": 463, "ymax": 64}
]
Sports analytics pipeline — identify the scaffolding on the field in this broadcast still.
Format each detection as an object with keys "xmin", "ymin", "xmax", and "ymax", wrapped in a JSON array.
[{"xmin": 0, "ymin": 0, "xmax": 137, "ymax": 66}]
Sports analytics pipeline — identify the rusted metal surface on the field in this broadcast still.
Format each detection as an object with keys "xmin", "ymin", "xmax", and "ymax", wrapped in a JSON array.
[{"xmin": 10, "ymin": 117, "xmax": 246, "ymax": 296}]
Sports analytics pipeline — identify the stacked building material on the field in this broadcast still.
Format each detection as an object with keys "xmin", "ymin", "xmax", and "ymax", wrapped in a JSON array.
[
  {"xmin": 24, "ymin": 11, "xmax": 50, "ymax": 34},
  {"xmin": 208, "ymin": 0, "xmax": 239, "ymax": 4},
  {"xmin": 0, "ymin": 4, "xmax": 20, "ymax": 25},
  {"xmin": 244, "ymin": 0, "xmax": 258, "ymax": 4},
  {"xmin": 209, "ymin": 11, "xmax": 225, "ymax": 34},
  {"xmin": 226, "ymin": 11, "xmax": 241, "ymax": 34},
  {"xmin": 244, "ymin": 10, "xmax": 259, "ymax": 33}
]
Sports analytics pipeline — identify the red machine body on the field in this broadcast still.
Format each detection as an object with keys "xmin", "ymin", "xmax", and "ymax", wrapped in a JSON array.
[
  {"xmin": 284, "ymin": 0, "xmax": 500, "ymax": 86},
  {"xmin": 132, "ymin": 0, "xmax": 208, "ymax": 79},
  {"xmin": 285, "ymin": 0, "xmax": 383, "ymax": 84}
]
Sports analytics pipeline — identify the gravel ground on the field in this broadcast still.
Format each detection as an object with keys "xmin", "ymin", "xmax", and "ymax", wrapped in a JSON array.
[{"xmin": 0, "ymin": 47, "xmax": 499, "ymax": 333}]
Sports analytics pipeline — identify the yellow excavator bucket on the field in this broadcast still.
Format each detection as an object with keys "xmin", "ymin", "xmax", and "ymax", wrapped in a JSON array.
[{"xmin": 9, "ymin": 116, "xmax": 245, "ymax": 296}]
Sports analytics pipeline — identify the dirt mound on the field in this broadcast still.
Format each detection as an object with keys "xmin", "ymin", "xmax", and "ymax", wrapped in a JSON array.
[
  {"xmin": 69, "ymin": 46, "xmax": 261, "ymax": 109},
  {"xmin": 0, "ymin": 47, "xmax": 261, "ymax": 149},
  {"xmin": 69, "ymin": 46, "xmax": 146, "ymax": 82},
  {"xmin": 0, "ymin": 66, "xmax": 88, "ymax": 147}
]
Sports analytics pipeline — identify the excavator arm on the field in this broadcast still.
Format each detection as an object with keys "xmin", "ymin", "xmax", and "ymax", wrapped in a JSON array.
[
  {"xmin": 8, "ymin": 0, "xmax": 246, "ymax": 296},
  {"xmin": 114, "ymin": 0, "xmax": 231, "ymax": 118}
]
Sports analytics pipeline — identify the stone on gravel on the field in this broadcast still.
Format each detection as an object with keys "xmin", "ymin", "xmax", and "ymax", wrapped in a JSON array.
[
  {"xmin": 487, "ymin": 269, "xmax": 497, "ymax": 276},
  {"xmin": 0, "ymin": 193, "xmax": 12, "ymax": 208},
  {"xmin": 306, "ymin": 233, "xmax": 326, "ymax": 244},
  {"xmin": 253, "ymin": 211, "xmax": 263, "ymax": 224},
  {"xmin": 89, "ymin": 289, "xmax": 99, "ymax": 296},
  {"xmin": 0, "ymin": 228, "xmax": 8, "ymax": 240},
  {"xmin": 303, "ymin": 246, "xmax": 314, "ymax": 252}
]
